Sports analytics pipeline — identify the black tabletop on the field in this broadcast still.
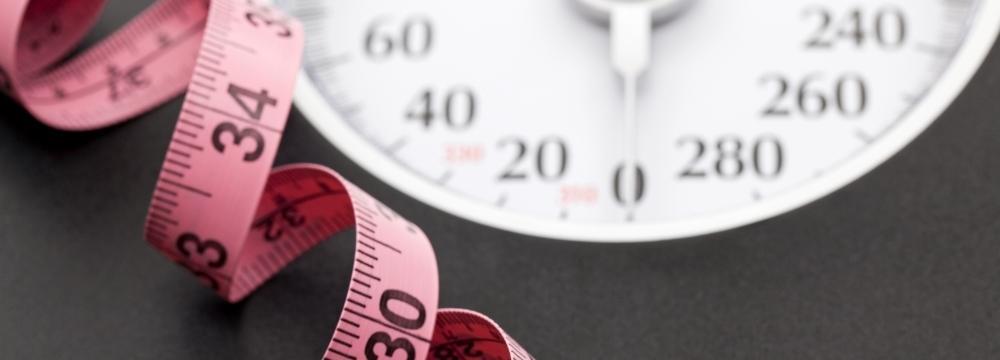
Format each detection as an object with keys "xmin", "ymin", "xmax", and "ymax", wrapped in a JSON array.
[{"xmin": 2, "ymin": 2, "xmax": 999, "ymax": 359}]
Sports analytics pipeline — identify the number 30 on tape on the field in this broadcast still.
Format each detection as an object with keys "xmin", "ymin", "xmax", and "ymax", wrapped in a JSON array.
[{"xmin": 0, "ymin": 0, "xmax": 533, "ymax": 358}]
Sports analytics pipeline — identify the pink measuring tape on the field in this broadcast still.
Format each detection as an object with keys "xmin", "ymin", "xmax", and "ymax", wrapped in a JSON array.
[{"xmin": 1, "ymin": 1, "xmax": 533, "ymax": 358}]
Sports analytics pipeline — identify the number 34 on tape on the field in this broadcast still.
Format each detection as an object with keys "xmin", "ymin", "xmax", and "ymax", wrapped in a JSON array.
[{"xmin": 0, "ymin": 0, "xmax": 534, "ymax": 358}]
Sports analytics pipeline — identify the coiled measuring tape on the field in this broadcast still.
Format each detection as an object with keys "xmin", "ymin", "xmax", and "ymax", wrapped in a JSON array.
[{"xmin": 0, "ymin": 0, "xmax": 533, "ymax": 358}]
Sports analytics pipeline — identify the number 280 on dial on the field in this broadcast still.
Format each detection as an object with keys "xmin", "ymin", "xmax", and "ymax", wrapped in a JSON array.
[{"xmin": 281, "ymin": 0, "xmax": 1000, "ymax": 242}]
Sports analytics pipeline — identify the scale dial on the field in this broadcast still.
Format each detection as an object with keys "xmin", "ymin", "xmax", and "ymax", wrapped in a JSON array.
[{"xmin": 281, "ymin": 0, "xmax": 1000, "ymax": 241}]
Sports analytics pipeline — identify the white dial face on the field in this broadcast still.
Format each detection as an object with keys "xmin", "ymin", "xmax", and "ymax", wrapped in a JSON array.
[{"xmin": 280, "ymin": 0, "xmax": 1000, "ymax": 241}]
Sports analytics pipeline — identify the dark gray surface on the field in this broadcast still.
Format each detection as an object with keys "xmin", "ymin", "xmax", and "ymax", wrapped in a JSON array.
[{"xmin": 2, "ymin": 2, "xmax": 999, "ymax": 359}]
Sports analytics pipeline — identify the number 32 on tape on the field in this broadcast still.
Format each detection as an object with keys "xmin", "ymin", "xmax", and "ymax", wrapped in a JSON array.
[{"xmin": 0, "ymin": 0, "xmax": 533, "ymax": 358}]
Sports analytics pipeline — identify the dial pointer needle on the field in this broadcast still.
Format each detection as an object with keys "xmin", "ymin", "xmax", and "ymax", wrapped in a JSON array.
[{"xmin": 611, "ymin": 6, "xmax": 651, "ymax": 218}]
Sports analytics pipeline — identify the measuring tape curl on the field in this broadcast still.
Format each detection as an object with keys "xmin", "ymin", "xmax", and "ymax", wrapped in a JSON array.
[{"xmin": 2, "ymin": 1, "xmax": 533, "ymax": 359}]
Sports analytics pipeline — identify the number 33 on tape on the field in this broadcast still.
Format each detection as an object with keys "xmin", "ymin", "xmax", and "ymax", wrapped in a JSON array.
[{"xmin": 0, "ymin": 0, "xmax": 533, "ymax": 358}]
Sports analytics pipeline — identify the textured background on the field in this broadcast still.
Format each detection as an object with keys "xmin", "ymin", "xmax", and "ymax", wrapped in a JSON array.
[{"xmin": 1, "ymin": 1, "xmax": 998, "ymax": 359}]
